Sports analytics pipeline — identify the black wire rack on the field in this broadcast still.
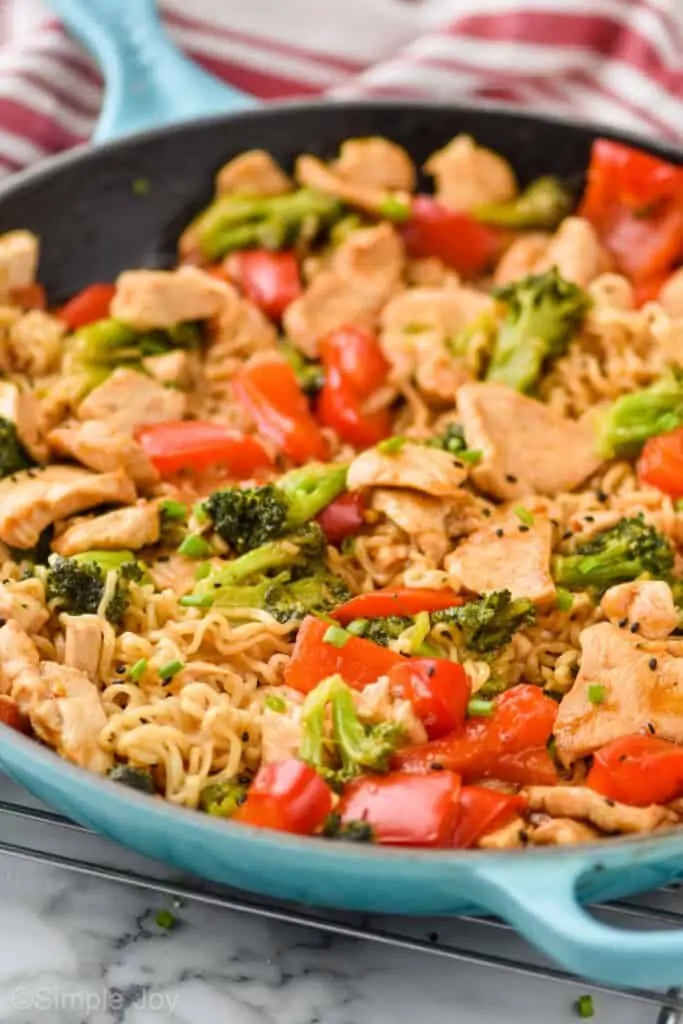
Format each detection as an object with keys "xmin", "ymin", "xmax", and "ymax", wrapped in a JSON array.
[{"xmin": 2, "ymin": 773, "xmax": 682, "ymax": 1023}]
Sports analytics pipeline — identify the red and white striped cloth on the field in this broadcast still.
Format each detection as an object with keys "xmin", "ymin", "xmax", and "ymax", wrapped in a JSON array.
[{"xmin": 0, "ymin": 0, "xmax": 681, "ymax": 177}]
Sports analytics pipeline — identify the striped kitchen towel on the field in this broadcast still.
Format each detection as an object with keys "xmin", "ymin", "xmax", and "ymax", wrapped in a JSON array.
[{"xmin": 0, "ymin": 0, "xmax": 680, "ymax": 176}]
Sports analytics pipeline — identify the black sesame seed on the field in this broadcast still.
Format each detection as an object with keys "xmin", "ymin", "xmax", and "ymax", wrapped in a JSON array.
[
  {"xmin": 649, "ymin": 657, "xmax": 658, "ymax": 671},
  {"xmin": 583, "ymin": 515, "xmax": 595, "ymax": 523},
  {"xmin": 518, "ymin": 525, "xmax": 530, "ymax": 533},
  {"xmin": 618, "ymin": 617, "xmax": 628, "ymax": 628},
  {"xmin": 647, "ymin": 722, "xmax": 656, "ymax": 734},
  {"xmin": 428, "ymin": 931, "xmax": 439, "ymax": 943},
  {"xmin": 562, "ymin": 530, "xmax": 573, "ymax": 541},
  {"xmin": 595, "ymin": 489, "xmax": 608, "ymax": 503},
  {"xmin": 115, "ymin": 666, "xmax": 126, "ymax": 674},
  {"xmin": 241, "ymin": 731, "xmax": 249, "ymax": 742},
  {"xmin": 630, "ymin": 621, "xmax": 640, "ymax": 634},
  {"xmin": 481, "ymin": 508, "xmax": 492, "ymax": 517},
  {"xmin": 495, "ymin": 528, "xmax": 504, "ymax": 538},
  {"xmin": 505, "ymin": 474, "xmax": 518, "ymax": 483},
  {"xmin": 453, "ymin": 460, "xmax": 464, "ymax": 469},
  {"xmin": 604, "ymin": 799, "xmax": 615, "ymax": 808},
  {"xmin": 426, "ymin": 665, "xmax": 436, "ymax": 678},
  {"xmin": 550, "ymin": 518, "xmax": 560, "ymax": 528},
  {"xmin": 430, "ymin": 762, "xmax": 444, "ymax": 771},
  {"xmin": 518, "ymin": 829, "xmax": 529, "ymax": 846}
]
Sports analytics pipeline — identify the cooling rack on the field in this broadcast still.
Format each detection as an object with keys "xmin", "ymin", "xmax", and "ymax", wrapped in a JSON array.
[{"xmin": 1, "ymin": 772, "xmax": 682, "ymax": 1023}]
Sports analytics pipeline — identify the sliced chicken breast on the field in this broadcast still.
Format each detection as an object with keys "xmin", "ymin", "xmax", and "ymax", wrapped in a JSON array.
[{"xmin": 53, "ymin": 502, "xmax": 160, "ymax": 557}]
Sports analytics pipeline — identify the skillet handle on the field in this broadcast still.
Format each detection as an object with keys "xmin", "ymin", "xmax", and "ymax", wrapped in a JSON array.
[
  {"xmin": 474, "ymin": 859, "xmax": 683, "ymax": 989},
  {"xmin": 46, "ymin": 0, "xmax": 255, "ymax": 142}
]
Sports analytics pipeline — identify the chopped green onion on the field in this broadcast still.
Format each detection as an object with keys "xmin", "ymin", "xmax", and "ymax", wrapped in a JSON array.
[
  {"xmin": 159, "ymin": 499, "xmax": 188, "ymax": 523},
  {"xmin": 177, "ymin": 533, "xmax": 213, "ymax": 558},
  {"xmin": 467, "ymin": 698, "xmax": 495, "ymax": 717},
  {"xmin": 265, "ymin": 694, "xmax": 287, "ymax": 713},
  {"xmin": 575, "ymin": 994, "xmax": 595, "ymax": 1019},
  {"xmin": 128, "ymin": 658, "xmax": 148, "ymax": 683},
  {"xmin": 346, "ymin": 618, "xmax": 369, "ymax": 637},
  {"xmin": 179, "ymin": 593, "xmax": 215, "ymax": 608},
  {"xmin": 556, "ymin": 588, "xmax": 574, "ymax": 612},
  {"xmin": 403, "ymin": 322, "xmax": 429, "ymax": 335},
  {"xmin": 194, "ymin": 562, "xmax": 212, "ymax": 581},
  {"xmin": 457, "ymin": 448, "xmax": 483, "ymax": 464},
  {"xmin": 158, "ymin": 659, "xmax": 184, "ymax": 682},
  {"xmin": 676, "ymin": 498, "xmax": 683, "ymax": 512},
  {"xmin": 588, "ymin": 684, "xmax": 606, "ymax": 705},
  {"xmin": 513, "ymin": 505, "xmax": 535, "ymax": 526},
  {"xmin": 132, "ymin": 177, "xmax": 150, "ymax": 196},
  {"xmin": 155, "ymin": 908, "xmax": 176, "ymax": 929},
  {"xmin": 377, "ymin": 193, "xmax": 412, "ymax": 223},
  {"xmin": 377, "ymin": 435, "xmax": 406, "ymax": 455},
  {"xmin": 192, "ymin": 501, "xmax": 209, "ymax": 525},
  {"xmin": 323, "ymin": 624, "xmax": 350, "ymax": 648},
  {"xmin": 406, "ymin": 611, "xmax": 431, "ymax": 654}
]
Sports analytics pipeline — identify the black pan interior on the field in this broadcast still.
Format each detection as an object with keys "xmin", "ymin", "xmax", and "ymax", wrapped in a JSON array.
[{"xmin": 0, "ymin": 100, "xmax": 680, "ymax": 303}]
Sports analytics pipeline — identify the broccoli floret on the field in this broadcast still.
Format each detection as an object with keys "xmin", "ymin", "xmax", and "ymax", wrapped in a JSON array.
[
  {"xmin": 201, "ymin": 464, "xmax": 347, "ymax": 554},
  {"xmin": 199, "ymin": 780, "xmax": 248, "ymax": 817},
  {"xmin": 279, "ymin": 342, "xmax": 325, "ymax": 396},
  {"xmin": 596, "ymin": 371, "xmax": 683, "ymax": 459},
  {"xmin": 300, "ymin": 674, "xmax": 403, "ymax": 784},
  {"xmin": 0, "ymin": 417, "xmax": 36, "ymax": 479},
  {"xmin": 46, "ymin": 550, "xmax": 143, "ymax": 624},
  {"xmin": 474, "ymin": 176, "xmax": 572, "ymax": 230},
  {"xmin": 552, "ymin": 515, "xmax": 674, "ymax": 594},
  {"xmin": 108, "ymin": 764, "xmax": 156, "ymax": 794},
  {"xmin": 187, "ymin": 188, "xmax": 345, "ymax": 261},
  {"xmin": 433, "ymin": 590, "xmax": 536, "ymax": 653},
  {"xmin": 264, "ymin": 571, "xmax": 350, "ymax": 623},
  {"xmin": 322, "ymin": 812, "xmax": 375, "ymax": 842},
  {"xmin": 352, "ymin": 614, "xmax": 414, "ymax": 647},
  {"xmin": 485, "ymin": 268, "xmax": 591, "ymax": 393}
]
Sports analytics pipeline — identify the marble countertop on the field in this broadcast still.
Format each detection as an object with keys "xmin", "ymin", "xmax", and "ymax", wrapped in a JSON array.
[{"xmin": 0, "ymin": 781, "xmax": 662, "ymax": 1024}]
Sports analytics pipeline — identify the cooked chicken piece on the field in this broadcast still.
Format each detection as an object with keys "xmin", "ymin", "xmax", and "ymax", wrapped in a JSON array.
[
  {"xmin": 111, "ymin": 267, "xmax": 230, "ymax": 330},
  {"xmin": 0, "ymin": 465, "xmax": 136, "ymax": 549},
  {"xmin": 379, "ymin": 287, "xmax": 492, "ymax": 402},
  {"xmin": 457, "ymin": 383, "xmax": 602, "ymax": 499},
  {"xmin": 296, "ymin": 154, "xmax": 411, "ymax": 219},
  {"xmin": 601, "ymin": 581, "xmax": 678, "ymax": 640},
  {"xmin": 206, "ymin": 284, "xmax": 277, "ymax": 364},
  {"xmin": 406, "ymin": 258, "xmax": 461, "ymax": 289},
  {"xmin": 425, "ymin": 135, "xmax": 517, "ymax": 212},
  {"xmin": 0, "ymin": 230, "xmax": 39, "ymax": 296},
  {"xmin": 446, "ymin": 514, "xmax": 555, "ymax": 605},
  {"xmin": 260, "ymin": 706, "xmax": 303, "ymax": 764},
  {"xmin": 30, "ymin": 662, "xmax": 111, "ymax": 773},
  {"xmin": 477, "ymin": 816, "xmax": 527, "ymax": 849},
  {"xmin": 0, "ymin": 380, "xmax": 47, "ymax": 461},
  {"xmin": 283, "ymin": 223, "xmax": 404, "ymax": 357},
  {"xmin": 215, "ymin": 149, "xmax": 292, "ymax": 197},
  {"xmin": 534, "ymin": 217, "xmax": 611, "ymax": 288},
  {"xmin": 355, "ymin": 678, "xmax": 427, "ymax": 745},
  {"xmin": 658, "ymin": 266, "xmax": 683, "ymax": 317},
  {"xmin": 77, "ymin": 368, "xmax": 186, "ymax": 434},
  {"xmin": 53, "ymin": 502, "xmax": 160, "ymax": 557},
  {"xmin": 348, "ymin": 442, "xmax": 467, "ymax": 499},
  {"xmin": 332, "ymin": 137, "xmax": 416, "ymax": 193},
  {"xmin": 588, "ymin": 273, "xmax": 635, "ymax": 311},
  {"xmin": 9, "ymin": 309, "xmax": 65, "ymax": 376},
  {"xmin": 0, "ymin": 581, "xmax": 50, "ymax": 634},
  {"xmin": 530, "ymin": 817, "xmax": 601, "ymax": 846},
  {"xmin": 48, "ymin": 420, "xmax": 159, "ymax": 489},
  {"xmin": 525, "ymin": 785, "xmax": 675, "ymax": 833},
  {"xmin": 0, "ymin": 620, "xmax": 46, "ymax": 709},
  {"xmin": 493, "ymin": 233, "xmax": 551, "ymax": 286},
  {"xmin": 555, "ymin": 622, "xmax": 683, "ymax": 764},
  {"xmin": 371, "ymin": 489, "xmax": 451, "ymax": 562},
  {"xmin": 143, "ymin": 349, "xmax": 194, "ymax": 387},
  {"xmin": 62, "ymin": 614, "xmax": 104, "ymax": 680}
]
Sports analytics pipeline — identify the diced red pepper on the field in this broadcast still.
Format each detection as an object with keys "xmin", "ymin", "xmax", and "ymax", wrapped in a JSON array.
[
  {"xmin": 637, "ymin": 425, "xmax": 683, "ymax": 498},
  {"xmin": 333, "ymin": 587, "xmax": 463, "ymax": 623},
  {"xmin": 136, "ymin": 420, "xmax": 273, "ymax": 477},
  {"xmin": 579, "ymin": 138, "xmax": 683, "ymax": 284},
  {"xmin": 59, "ymin": 283, "xmax": 116, "ymax": 330},
  {"xmin": 233, "ymin": 356, "xmax": 328, "ymax": 465},
  {"xmin": 222, "ymin": 250, "xmax": 302, "ymax": 320},
  {"xmin": 233, "ymin": 758, "xmax": 333, "ymax": 834},
  {"xmin": 388, "ymin": 658, "xmax": 471, "ymax": 740},
  {"xmin": 316, "ymin": 326, "xmax": 392, "ymax": 448},
  {"xmin": 284, "ymin": 616, "xmax": 404, "ymax": 694},
  {"xmin": 316, "ymin": 491, "xmax": 366, "ymax": 546},
  {"xmin": 452, "ymin": 786, "xmax": 528, "ymax": 849},
  {"xmin": 319, "ymin": 324, "xmax": 390, "ymax": 396},
  {"xmin": 317, "ymin": 374, "xmax": 392, "ymax": 447},
  {"xmin": 338, "ymin": 770, "xmax": 461, "ymax": 847},
  {"xmin": 587, "ymin": 734, "xmax": 683, "ymax": 807},
  {"xmin": 633, "ymin": 271, "xmax": 670, "ymax": 308},
  {"xmin": 401, "ymin": 195, "xmax": 504, "ymax": 276}
]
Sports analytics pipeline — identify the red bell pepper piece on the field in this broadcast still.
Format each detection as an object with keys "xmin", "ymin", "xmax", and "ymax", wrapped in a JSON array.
[
  {"xmin": 316, "ymin": 326, "xmax": 392, "ymax": 448},
  {"xmin": 222, "ymin": 249, "xmax": 302, "ymax": 320},
  {"xmin": 333, "ymin": 587, "xmax": 463, "ymax": 623},
  {"xmin": 233, "ymin": 758, "xmax": 333, "ymax": 834},
  {"xmin": 284, "ymin": 616, "xmax": 404, "ymax": 694},
  {"xmin": 637, "ymin": 425, "xmax": 683, "ymax": 498},
  {"xmin": 233, "ymin": 356, "xmax": 328, "ymax": 465},
  {"xmin": 388, "ymin": 658, "xmax": 470, "ymax": 740},
  {"xmin": 320, "ymin": 324, "xmax": 390, "ymax": 395},
  {"xmin": 136, "ymin": 420, "xmax": 273, "ymax": 477},
  {"xmin": 59, "ymin": 283, "xmax": 116, "ymax": 330},
  {"xmin": 316, "ymin": 491, "xmax": 365, "ymax": 546},
  {"xmin": 587, "ymin": 734, "xmax": 683, "ymax": 807},
  {"xmin": 452, "ymin": 786, "xmax": 528, "ymax": 849},
  {"xmin": 317, "ymin": 375, "xmax": 392, "ymax": 448},
  {"xmin": 393, "ymin": 684, "xmax": 559, "ymax": 785},
  {"xmin": 401, "ymin": 195, "xmax": 504, "ymax": 276},
  {"xmin": 578, "ymin": 138, "xmax": 683, "ymax": 284},
  {"xmin": 338, "ymin": 770, "xmax": 461, "ymax": 847}
]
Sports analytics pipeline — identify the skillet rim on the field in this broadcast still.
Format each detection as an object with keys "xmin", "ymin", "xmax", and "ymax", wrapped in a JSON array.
[{"xmin": 1, "ymin": 97, "xmax": 682, "ymax": 865}]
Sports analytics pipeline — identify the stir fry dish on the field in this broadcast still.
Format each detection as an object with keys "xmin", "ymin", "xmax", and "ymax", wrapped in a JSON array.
[{"xmin": 1, "ymin": 133, "xmax": 683, "ymax": 850}]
